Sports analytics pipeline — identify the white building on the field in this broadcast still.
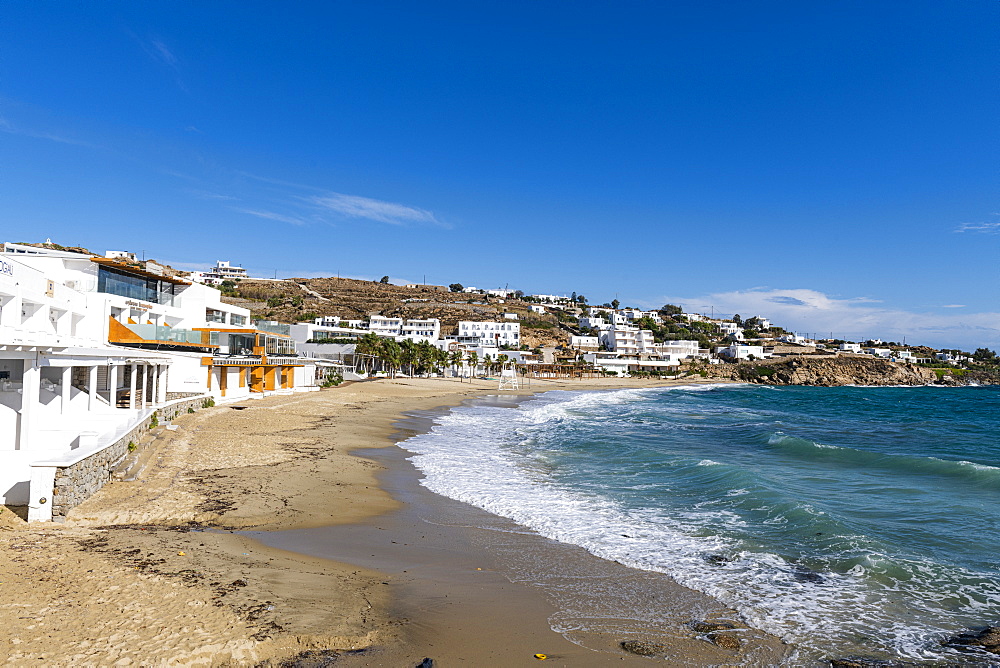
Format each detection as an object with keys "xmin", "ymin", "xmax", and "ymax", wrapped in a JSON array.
[
  {"xmin": 529, "ymin": 305, "xmax": 546, "ymax": 314},
  {"xmin": 369, "ymin": 316, "xmax": 403, "ymax": 337},
  {"xmin": 456, "ymin": 321, "xmax": 520, "ymax": 348},
  {"xmin": 400, "ymin": 318, "xmax": 441, "ymax": 342},
  {"xmin": 839, "ymin": 343, "xmax": 862, "ymax": 353},
  {"xmin": 364, "ymin": 315, "xmax": 441, "ymax": 343},
  {"xmin": 717, "ymin": 321, "xmax": 742, "ymax": 336},
  {"xmin": 622, "ymin": 309, "xmax": 662, "ymax": 325},
  {"xmin": 189, "ymin": 260, "xmax": 249, "ymax": 286},
  {"xmin": 578, "ymin": 316, "xmax": 608, "ymax": 330},
  {"xmin": 716, "ymin": 344, "xmax": 769, "ymax": 361},
  {"xmin": 289, "ymin": 321, "xmax": 363, "ymax": 343},
  {"xmin": 866, "ymin": 348, "xmax": 892, "ymax": 358},
  {"xmin": 601, "ymin": 325, "xmax": 654, "ymax": 355},
  {"xmin": 570, "ymin": 335, "xmax": 600, "ymax": 351},
  {"xmin": 530, "ymin": 294, "xmax": 570, "ymax": 304},
  {"xmin": 1, "ymin": 243, "xmax": 319, "ymax": 521},
  {"xmin": 651, "ymin": 340, "xmax": 705, "ymax": 361}
]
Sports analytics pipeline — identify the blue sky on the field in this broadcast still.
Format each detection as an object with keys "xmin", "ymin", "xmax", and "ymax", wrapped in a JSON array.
[{"xmin": 2, "ymin": 1, "xmax": 998, "ymax": 349}]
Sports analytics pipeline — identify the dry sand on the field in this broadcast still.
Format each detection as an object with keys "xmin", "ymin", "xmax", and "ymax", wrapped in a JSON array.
[{"xmin": 0, "ymin": 376, "xmax": 791, "ymax": 666}]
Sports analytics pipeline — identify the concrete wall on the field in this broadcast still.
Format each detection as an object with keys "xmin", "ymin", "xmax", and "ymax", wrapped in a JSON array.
[{"xmin": 36, "ymin": 395, "xmax": 211, "ymax": 521}]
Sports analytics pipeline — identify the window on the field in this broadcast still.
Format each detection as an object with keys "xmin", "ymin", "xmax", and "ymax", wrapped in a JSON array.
[
  {"xmin": 97, "ymin": 266, "xmax": 176, "ymax": 305},
  {"xmin": 230, "ymin": 313, "xmax": 247, "ymax": 326},
  {"xmin": 206, "ymin": 308, "xmax": 226, "ymax": 323}
]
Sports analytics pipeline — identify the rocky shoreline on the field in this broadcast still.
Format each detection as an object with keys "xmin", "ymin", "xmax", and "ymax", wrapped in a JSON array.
[{"xmin": 707, "ymin": 356, "xmax": 1000, "ymax": 387}]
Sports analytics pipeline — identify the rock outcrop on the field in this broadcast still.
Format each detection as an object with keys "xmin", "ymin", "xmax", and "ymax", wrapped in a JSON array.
[{"xmin": 715, "ymin": 357, "xmax": 941, "ymax": 387}]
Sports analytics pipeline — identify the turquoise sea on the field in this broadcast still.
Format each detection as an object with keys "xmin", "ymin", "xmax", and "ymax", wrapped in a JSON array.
[{"xmin": 400, "ymin": 384, "xmax": 1000, "ymax": 663}]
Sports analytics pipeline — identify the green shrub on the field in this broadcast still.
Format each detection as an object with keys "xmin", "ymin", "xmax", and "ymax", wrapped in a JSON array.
[
  {"xmin": 127, "ymin": 441, "xmax": 137, "ymax": 453},
  {"xmin": 321, "ymin": 370, "xmax": 344, "ymax": 388},
  {"xmin": 187, "ymin": 406, "xmax": 195, "ymax": 413}
]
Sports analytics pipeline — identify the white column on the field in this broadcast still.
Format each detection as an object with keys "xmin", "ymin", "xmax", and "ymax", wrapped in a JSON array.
[
  {"xmin": 19, "ymin": 358, "xmax": 40, "ymax": 451},
  {"xmin": 129, "ymin": 363, "xmax": 137, "ymax": 410},
  {"xmin": 139, "ymin": 364, "xmax": 149, "ymax": 410},
  {"xmin": 149, "ymin": 364, "xmax": 160, "ymax": 406},
  {"xmin": 109, "ymin": 364, "xmax": 119, "ymax": 408},
  {"xmin": 61, "ymin": 366, "xmax": 72, "ymax": 415},
  {"xmin": 88, "ymin": 365, "xmax": 98, "ymax": 411},
  {"xmin": 0, "ymin": 295, "xmax": 21, "ymax": 328},
  {"xmin": 158, "ymin": 365, "xmax": 168, "ymax": 403}
]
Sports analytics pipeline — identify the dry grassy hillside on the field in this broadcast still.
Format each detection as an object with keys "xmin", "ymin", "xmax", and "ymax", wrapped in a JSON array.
[{"xmin": 220, "ymin": 277, "xmax": 571, "ymax": 347}]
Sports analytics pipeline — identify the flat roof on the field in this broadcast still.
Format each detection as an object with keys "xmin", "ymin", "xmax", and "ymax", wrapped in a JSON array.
[{"xmin": 91, "ymin": 258, "xmax": 191, "ymax": 285}]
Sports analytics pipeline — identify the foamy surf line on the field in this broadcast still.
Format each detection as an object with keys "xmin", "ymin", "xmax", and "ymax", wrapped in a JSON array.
[{"xmin": 398, "ymin": 385, "xmax": 998, "ymax": 663}]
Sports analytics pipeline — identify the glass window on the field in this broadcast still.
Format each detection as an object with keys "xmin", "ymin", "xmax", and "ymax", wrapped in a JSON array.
[{"xmin": 97, "ymin": 266, "xmax": 176, "ymax": 305}]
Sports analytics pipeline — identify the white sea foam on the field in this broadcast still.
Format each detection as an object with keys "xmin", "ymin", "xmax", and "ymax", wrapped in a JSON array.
[{"xmin": 401, "ymin": 388, "xmax": 997, "ymax": 661}]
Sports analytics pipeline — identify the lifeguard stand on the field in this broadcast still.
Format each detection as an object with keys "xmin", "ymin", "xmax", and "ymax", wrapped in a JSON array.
[{"xmin": 498, "ymin": 364, "xmax": 519, "ymax": 390}]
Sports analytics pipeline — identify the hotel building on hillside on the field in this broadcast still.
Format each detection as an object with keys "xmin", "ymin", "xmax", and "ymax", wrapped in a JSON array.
[
  {"xmin": 454, "ymin": 320, "xmax": 520, "ymax": 348},
  {"xmin": 0, "ymin": 243, "xmax": 318, "ymax": 521},
  {"xmin": 188, "ymin": 260, "xmax": 249, "ymax": 286}
]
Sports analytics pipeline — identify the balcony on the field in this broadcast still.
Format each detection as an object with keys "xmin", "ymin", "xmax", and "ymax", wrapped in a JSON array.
[
  {"xmin": 253, "ymin": 320, "xmax": 290, "ymax": 336},
  {"xmin": 108, "ymin": 318, "xmax": 217, "ymax": 349}
]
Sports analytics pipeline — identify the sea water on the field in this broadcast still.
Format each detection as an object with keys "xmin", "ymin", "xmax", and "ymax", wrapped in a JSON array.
[{"xmin": 400, "ymin": 384, "xmax": 1000, "ymax": 663}]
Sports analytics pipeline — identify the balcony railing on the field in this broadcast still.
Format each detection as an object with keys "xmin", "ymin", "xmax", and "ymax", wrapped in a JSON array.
[
  {"xmin": 124, "ymin": 323, "xmax": 204, "ymax": 345},
  {"xmin": 253, "ymin": 321, "xmax": 290, "ymax": 336}
]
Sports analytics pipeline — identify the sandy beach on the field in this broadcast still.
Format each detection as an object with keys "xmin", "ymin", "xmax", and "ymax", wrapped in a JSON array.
[{"xmin": 0, "ymin": 376, "xmax": 791, "ymax": 666}]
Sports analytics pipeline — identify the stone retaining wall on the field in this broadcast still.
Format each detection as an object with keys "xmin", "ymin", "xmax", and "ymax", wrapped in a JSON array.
[
  {"xmin": 49, "ymin": 395, "xmax": 213, "ymax": 520},
  {"xmin": 166, "ymin": 391, "xmax": 204, "ymax": 401}
]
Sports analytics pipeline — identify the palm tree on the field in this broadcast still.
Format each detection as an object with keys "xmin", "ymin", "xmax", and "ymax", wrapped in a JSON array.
[
  {"xmin": 380, "ymin": 338, "xmax": 402, "ymax": 378},
  {"xmin": 356, "ymin": 332, "xmax": 382, "ymax": 375},
  {"xmin": 431, "ymin": 346, "xmax": 448, "ymax": 375},
  {"xmin": 415, "ymin": 340, "xmax": 435, "ymax": 375},
  {"xmin": 449, "ymin": 350, "xmax": 463, "ymax": 376},
  {"xmin": 468, "ymin": 351, "xmax": 479, "ymax": 377},
  {"xmin": 400, "ymin": 339, "xmax": 417, "ymax": 376}
]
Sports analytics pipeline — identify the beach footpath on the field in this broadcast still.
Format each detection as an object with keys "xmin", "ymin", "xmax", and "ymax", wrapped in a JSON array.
[{"xmin": 0, "ymin": 375, "xmax": 780, "ymax": 666}]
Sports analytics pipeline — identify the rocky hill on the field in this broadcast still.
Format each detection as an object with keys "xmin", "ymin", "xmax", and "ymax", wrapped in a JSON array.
[
  {"xmin": 707, "ymin": 356, "xmax": 995, "ymax": 386},
  {"xmin": 220, "ymin": 277, "xmax": 571, "ymax": 348}
]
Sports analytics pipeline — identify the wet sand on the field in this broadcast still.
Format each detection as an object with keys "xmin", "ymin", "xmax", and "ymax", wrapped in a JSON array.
[{"xmin": 0, "ymin": 376, "xmax": 790, "ymax": 665}]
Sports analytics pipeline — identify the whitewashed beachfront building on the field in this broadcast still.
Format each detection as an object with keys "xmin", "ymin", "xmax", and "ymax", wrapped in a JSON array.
[
  {"xmin": 715, "ymin": 344, "xmax": 769, "ymax": 361},
  {"xmin": 455, "ymin": 321, "xmax": 520, "ymax": 348},
  {"xmin": 1, "ymin": 243, "xmax": 320, "ymax": 521}
]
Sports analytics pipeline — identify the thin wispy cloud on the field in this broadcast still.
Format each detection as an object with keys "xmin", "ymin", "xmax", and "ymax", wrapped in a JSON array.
[
  {"xmin": 234, "ymin": 208, "xmax": 308, "ymax": 226},
  {"xmin": 188, "ymin": 189, "xmax": 237, "ymax": 201},
  {"xmin": 151, "ymin": 40, "xmax": 178, "ymax": 67},
  {"xmin": 955, "ymin": 219, "xmax": 1000, "ymax": 233},
  {"xmin": 641, "ymin": 288, "xmax": 1000, "ymax": 350},
  {"xmin": 0, "ymin": 115, "xmax": 97, "ymax": 148},
  {"xmin": 942, "ymin": 304, "xmax": 966, "ymax": 309},
  {"xmin": 128, "ymin": 30, "xmax": 187, "ymax": 92},
  {"xmin": 237, "ymin": 171, "xmax": 324, "ymax": 193},
  {"xmin": 309, "ymin": 193, "xmax": 441, "ymax": 226}
]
